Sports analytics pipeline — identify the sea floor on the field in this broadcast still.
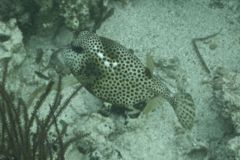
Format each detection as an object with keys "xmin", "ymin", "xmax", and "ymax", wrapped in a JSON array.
[{"xmin": 2, "ymin": 0, "xmax": 240, "ymax": 159}]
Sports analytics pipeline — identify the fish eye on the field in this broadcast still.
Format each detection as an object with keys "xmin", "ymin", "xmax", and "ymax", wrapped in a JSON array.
[{"xmin": 71, "ymin": 42, "xmax": 84, "ymax": 54}]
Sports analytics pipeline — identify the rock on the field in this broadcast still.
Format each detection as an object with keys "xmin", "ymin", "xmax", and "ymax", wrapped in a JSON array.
[
  {"xmin": 227, "ymin": 136, "xmax": 240, "ymax": 160},
  {"xmin": 73, "ymin": 113, "xmax": 121, "ymax": 158},
  {"xmin": 0, "ymin": 19, "xmax": 26, "ymax": 66}
]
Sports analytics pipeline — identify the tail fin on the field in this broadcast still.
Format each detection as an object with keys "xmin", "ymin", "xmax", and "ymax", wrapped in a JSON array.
[{"xmin": 172, "ymin": 93, "xmax": 195, "ymax": 129}]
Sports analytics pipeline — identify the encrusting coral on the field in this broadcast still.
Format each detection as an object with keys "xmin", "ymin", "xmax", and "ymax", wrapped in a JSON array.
[{"xmin": 59, "ymin": 0, "xmax": 114, "ymax": 31}]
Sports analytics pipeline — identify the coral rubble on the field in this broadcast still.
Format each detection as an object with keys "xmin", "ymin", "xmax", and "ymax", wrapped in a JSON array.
[
  {"xmin": 208, "ymin": 67, "xmax": 240, "ymax": 133},
  {"xmin": 204, "ymin": 67, "xmax": 240, "ymax": 159}
]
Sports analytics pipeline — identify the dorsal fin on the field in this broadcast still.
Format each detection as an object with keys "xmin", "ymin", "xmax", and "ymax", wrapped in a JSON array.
[{"xmin": 146, "ymin": 52, "xmax": 155, "ymax": 75}]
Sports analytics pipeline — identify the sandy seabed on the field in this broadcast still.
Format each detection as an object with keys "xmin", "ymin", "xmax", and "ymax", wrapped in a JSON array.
[{"xmin": 1, "ymin": 0, "xmax": 240, "ymax": 159}]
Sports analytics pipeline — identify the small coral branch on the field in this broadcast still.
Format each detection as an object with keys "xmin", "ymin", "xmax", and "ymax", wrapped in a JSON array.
[{"xmin": 192, "ymin": 29, "xmax": 222, "ymax": 74}]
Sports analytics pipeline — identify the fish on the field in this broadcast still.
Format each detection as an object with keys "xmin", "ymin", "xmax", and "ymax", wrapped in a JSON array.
[{"xmin": 59, "ymin": 31, "xmax": 195, "ymax": 129}]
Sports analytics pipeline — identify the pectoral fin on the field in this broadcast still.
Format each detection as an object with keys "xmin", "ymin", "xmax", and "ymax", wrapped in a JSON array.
[{"xmin": 142, "ymin": 95, "xmax": 164, "ymax": 116}]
